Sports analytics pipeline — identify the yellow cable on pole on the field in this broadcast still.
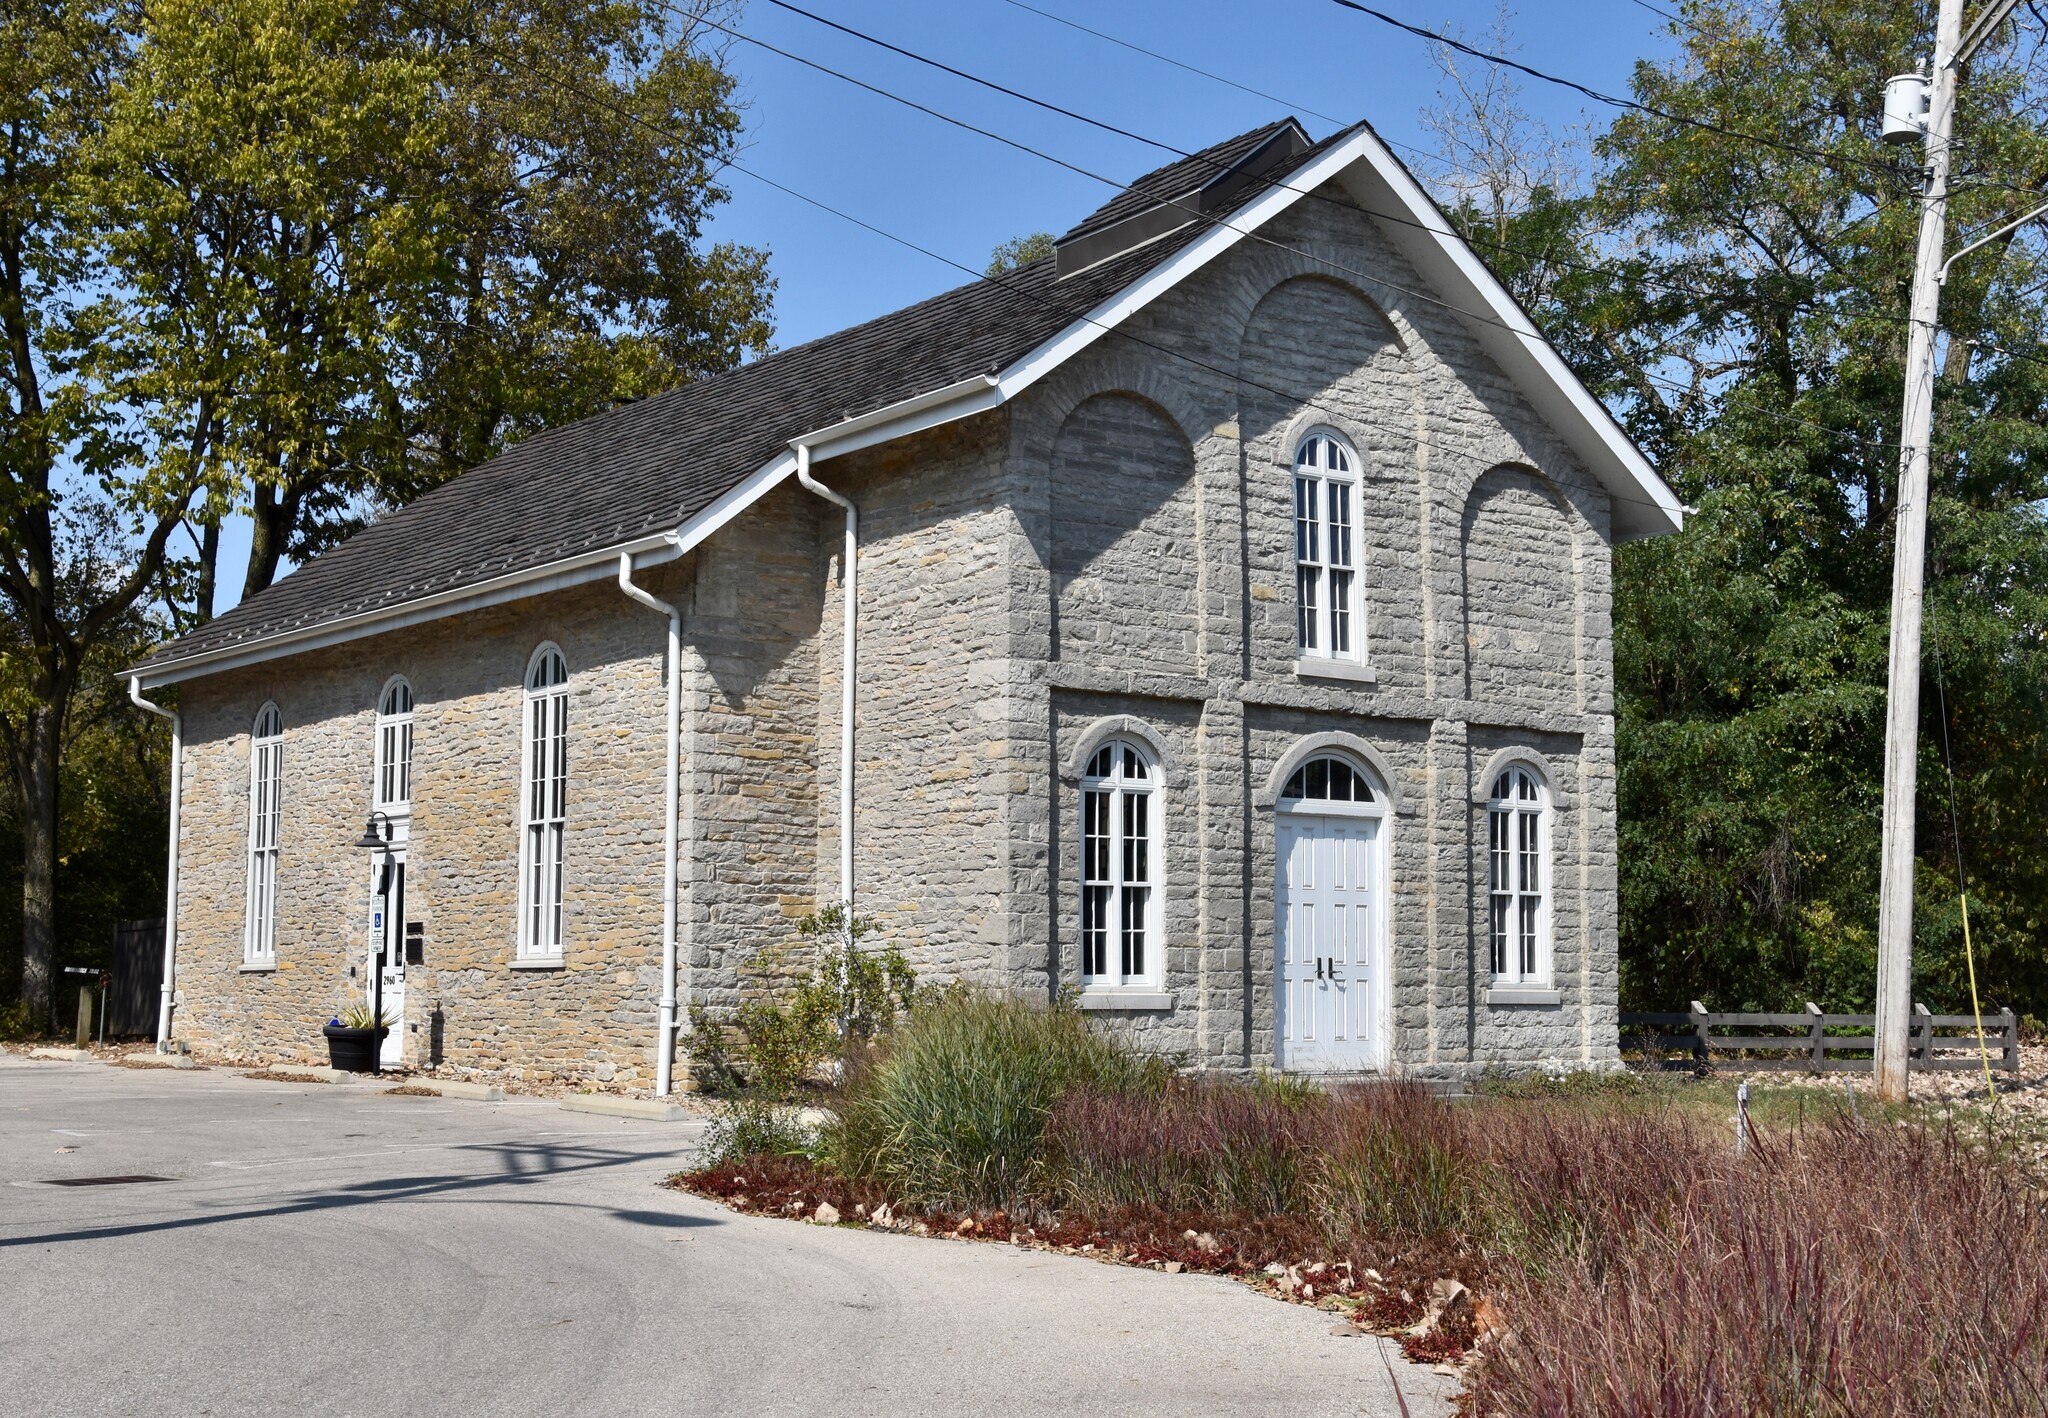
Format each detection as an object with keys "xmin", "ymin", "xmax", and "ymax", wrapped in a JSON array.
[{"xmin": 1960, "ymin": 893, "xmax": 1996, "ymax": 1104}]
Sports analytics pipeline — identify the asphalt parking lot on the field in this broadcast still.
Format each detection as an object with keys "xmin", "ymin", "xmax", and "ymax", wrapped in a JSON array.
[{"xmin": 0, "ymin": 1054, "xmax": 1451, "ymax": 1417}]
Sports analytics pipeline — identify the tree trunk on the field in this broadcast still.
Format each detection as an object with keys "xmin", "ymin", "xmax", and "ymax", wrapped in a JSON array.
[
  {"xmin": 192, "ymin": 517, "xmax": 220, "ymax": 627},
  {"xmin": 243, "ymin": 482, "xmax": 293, "ymax": 600},
  {"xmin": 18, "ymin": 701, "xmax": 63, "ymax": 1027}
]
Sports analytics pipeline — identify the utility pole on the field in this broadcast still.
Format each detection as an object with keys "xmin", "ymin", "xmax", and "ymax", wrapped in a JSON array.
[{"xmin": 1873, "ymin": 0, "xmax": 2019, "ymax": 1102}]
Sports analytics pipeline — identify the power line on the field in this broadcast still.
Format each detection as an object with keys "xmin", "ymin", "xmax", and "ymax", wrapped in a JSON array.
[
  {"xmin": 704, "ymin": 0, "xmax": 1911, "ymax": 453},
  {"xmin": 382, "ymin": 0, "xmax": 1691, "ymax": 521},
  {"xmin": 995, "ymin": 0, "xmax": 1348, "ymax": 127},
  {"xmin": 1326, "ymin": 0, "xmax": 2040, "ymax": 197}
]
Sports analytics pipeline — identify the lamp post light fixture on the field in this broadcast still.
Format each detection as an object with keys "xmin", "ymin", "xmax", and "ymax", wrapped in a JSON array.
[{"xmin": 354, "ymin": 812, "xmax": 394, "ymax": 1073}]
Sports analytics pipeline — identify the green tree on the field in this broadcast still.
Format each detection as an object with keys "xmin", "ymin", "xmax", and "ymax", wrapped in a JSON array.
[
  {"xmin": 987, "ymin": 231, "xmax": 1055, "ymax": 276},
  {"xmin": 1, "ymin": 0, "xmax": 773, "ymax": 1023},
  {"xmin": 1468, "ymin": 0, "xmax": 2048, "ymax": 1015}
]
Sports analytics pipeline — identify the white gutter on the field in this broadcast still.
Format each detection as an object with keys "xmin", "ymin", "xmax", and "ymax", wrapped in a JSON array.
[
  {"xmin": 616, "ymin": 551, "xmax": 682, "ymax": 1096},
  {"xmin": 793, "ymin": 443, "xmax": 857, "ymax": 910},
  {"xmin": 127, "ymin": 678, "xmax": 182, "ymax": 1052},
  {"xmin": 131, "ymin": 532, "xmax": 687, "ymax": 690}
]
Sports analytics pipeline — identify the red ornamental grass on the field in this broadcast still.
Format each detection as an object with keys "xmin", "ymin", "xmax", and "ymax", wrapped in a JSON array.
[{"xmin": 1469, "ymin": 1116, "xmax": 2048, "ymax": 1417}]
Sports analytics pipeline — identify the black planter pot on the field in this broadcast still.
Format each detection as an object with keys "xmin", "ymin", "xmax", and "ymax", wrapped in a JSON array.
[{"xmin": 322, "ymin": 1024, "xmax": 388, "ymax": 1072}]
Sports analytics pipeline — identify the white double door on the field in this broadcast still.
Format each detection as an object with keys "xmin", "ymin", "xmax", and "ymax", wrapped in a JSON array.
[
  {"xmin": 367, "ymin": 831, "xmax": 408, "ymax": 1068},
  {"xmin": 1276, "ymin": 811, "xmax": 1385, "ymax": 1072}
]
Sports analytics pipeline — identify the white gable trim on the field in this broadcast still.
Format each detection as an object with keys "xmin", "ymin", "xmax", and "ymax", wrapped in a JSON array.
[{"xmin": 134, "ymin": 127, "xmax": 1676, "ymax": 688}]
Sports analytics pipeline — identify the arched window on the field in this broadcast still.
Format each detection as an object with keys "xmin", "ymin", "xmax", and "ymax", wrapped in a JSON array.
[
  {"xmin": 518, "ymin": 646, "xmax": 569, "ymax": 960},
  {"xmin": 1294, "ymin": 431, "xmax": 1362, "ymax": 661},
  {"xmin": 1079, "ymin": 739, "xmax": 1160, "ymax": 987},
  {"xmin": 1281, "ymin": 755, "xmax": 1377, "ymax": 807},
  {"xmin": 244, "ymin": 703, "xmax": 283, "ymax": 965},
  {"xmin": 375, "ymin": 678, "xmax": 414, "ymax": 813},
  {"xmin": 1487, "ymin": 766, "xmax": 1548, "ymax": 984}
]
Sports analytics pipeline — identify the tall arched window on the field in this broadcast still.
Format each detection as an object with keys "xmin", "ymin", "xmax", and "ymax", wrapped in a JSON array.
[
  {"xmin": 518, "ymin": 646, "xmax": 569, "ymax": 960},
  {"xmin": 1487, "ymin": 766, "xmax": 1548, "ymax": 984},
  {"xmin": 1294, "ymin": 431, "xmax": 1362, "ymax": 661},
  {"xmin": 1079, "ymin": 739, "xmax": 1160, "ymax": 987},
  {"xmin": 375, "ymin": 678, "xmax": 414, "ymax": 813},
  {"xmin": 244, "ymin": 703, "xmax": 283, "ymax": 965}
]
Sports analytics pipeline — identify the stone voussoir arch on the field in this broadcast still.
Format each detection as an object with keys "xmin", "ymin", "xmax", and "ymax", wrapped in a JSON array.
[
  {"xmin": 1473, "ymin": 745, "xmax": 1573, "ymax": 810},
  {"xmin": 1023, "ymin": 368, "xmax": 1209, "ymax": 466},
  {"xmin": 1255, "ymin": 730, "xmax": 1412, "ymax": 814},
  {"xmin": 1060, "ymin": 714, "xmax": 1180, "ymax": 788}
]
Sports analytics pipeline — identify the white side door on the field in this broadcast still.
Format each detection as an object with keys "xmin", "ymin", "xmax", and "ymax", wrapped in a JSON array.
[
  {"xmin": 1276, "ymin": 814, "xmax": 1382, "ymax": 1071},
  {"xmin": 368, "ymin": 840, "xmax": 407, "ymax": 1067}
]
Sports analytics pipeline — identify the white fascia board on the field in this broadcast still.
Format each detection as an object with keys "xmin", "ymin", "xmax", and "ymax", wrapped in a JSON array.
[
  {"xmin": 130, "ymin": 532, "xmax": 685, "ymax": 689},
  {"xmin": 1330, "ymin": 140, "xmax": 1683, "ymax": 541},
  {"xmin": 991, "ymin": 131, "xmax": 1386, "ymax": 401},
  {"xmin": 791, "ymin": 374, "xmax": 1004, "ymax": 462}
]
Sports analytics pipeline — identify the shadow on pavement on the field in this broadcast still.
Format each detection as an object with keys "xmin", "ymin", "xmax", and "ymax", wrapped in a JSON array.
[{"xmin": 2, "ymin": 1138, "xmax": 721, "ymax": 1249}]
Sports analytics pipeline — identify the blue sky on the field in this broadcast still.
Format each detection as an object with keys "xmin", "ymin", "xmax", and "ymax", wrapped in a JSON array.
[{"xmin": 209, "ymin": 0, "xmax": 1680, "ymax": 615}]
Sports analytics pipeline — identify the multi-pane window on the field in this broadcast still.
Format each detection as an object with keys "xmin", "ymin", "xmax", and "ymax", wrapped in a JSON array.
[
  {"xmin": 1282, "ymin": 755, "xmax": 1377, "ymax": 806},
  {"xmin": 375, "ymin": 679, "xmax": 414, "ymax": 813},
  {"xmin": 1488, "ymin": 767, "xmax": 1547, "ymax": 983},
  {"xmin": 1080, "ymin": 740, "xmax": 1159, "ymax": 987},
  {"xmin": 1294, "ymin": 432, "xmax": 1360, "ymax": 660},
  {"xmin": 518, "ymin": 647, "xmax": 568, "ymax": 959},
  {"xmin": 244, "ymin": 703, "xmax": 283, "ymax": 964}
]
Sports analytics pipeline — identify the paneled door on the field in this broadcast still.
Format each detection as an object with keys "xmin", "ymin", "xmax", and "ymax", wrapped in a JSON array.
[
  {"xmin": 1275, "ymin": 814, "xmax": 1382, "ymax": 1071},
  {"xmin": 367, "ymin": 843, "xmax": 407, "ymax": 1068}
]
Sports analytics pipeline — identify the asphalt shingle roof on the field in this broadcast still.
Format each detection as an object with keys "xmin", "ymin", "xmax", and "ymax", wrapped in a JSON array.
[{"xmin": 133, "ymin": 119, "xmax": 1341, "ymax": 678}]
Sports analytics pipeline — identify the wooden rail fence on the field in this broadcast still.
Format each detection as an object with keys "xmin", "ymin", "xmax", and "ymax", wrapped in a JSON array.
[{"xmin": 1620, "ymin": 1001, "xmax": 2019, "ymax": 1074}]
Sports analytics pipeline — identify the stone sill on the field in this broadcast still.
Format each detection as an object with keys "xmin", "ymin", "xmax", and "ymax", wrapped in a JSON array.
[
  {"xmin": 1076, "ymin": 990, "xmax": 1173, "ymax": 1012},
  {"xmin": 508, "ymin": 956, "xmax": 566, "ymax": 971},
  {"xmin": 239, "ymin": 962, "xmax": 276, "ymax": 974},
  {"xmin": 1487, "ymin": 986, "xmax": 1562, "ymax": 1007},
  {"xmin": 1293, "ymin": 657, "xmax": 1376, "ymax": 686}
]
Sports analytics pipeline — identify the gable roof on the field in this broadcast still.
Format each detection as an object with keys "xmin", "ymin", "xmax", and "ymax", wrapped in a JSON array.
[{"xmin": 131, "ymin": 118, "xmax": 1680, "ymax": 688}]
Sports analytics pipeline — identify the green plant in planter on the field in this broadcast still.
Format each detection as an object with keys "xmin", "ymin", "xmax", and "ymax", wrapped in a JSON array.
[{"xmin": 337, "ymin": 1002, "xmax": 395, "ymax": 1030}]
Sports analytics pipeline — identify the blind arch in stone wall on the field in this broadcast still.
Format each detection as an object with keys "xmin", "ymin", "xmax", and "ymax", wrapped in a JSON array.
[
  {"xmin": 1460, "ymin": 464, "xmax": 1580, "ymax": 712},
  {"xmin": 1049, "ymin": 391, "xmax": 1199, "ymax": 675}
]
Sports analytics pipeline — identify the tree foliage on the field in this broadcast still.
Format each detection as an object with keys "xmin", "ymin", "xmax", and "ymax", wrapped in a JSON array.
[
  {"xmin": 0, "ymin": 0, "xmax": 773, "ymax": 1021},
  {"xmin": 1450, "ymin": 0, "xmax": 2048, "ymax": 1015}
]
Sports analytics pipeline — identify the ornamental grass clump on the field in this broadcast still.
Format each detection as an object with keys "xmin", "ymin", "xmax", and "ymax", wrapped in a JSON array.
[
  {"xmin": 825, "ymin": 991, "xmax": 1169, "ymax": 1212},
  {"xmin": 1046, "ymin": 1074, "xmax": 1327, "ymax": 1219},
  {"xmin": 1470, "ymin": 1114, "xmax": 2048, "ymax": 1417}
]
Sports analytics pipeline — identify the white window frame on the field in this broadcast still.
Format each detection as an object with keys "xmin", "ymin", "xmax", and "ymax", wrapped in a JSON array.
[
  {"xmin": 1293, "ymin": 430, "xmax": 1363, "ymax": 663},
  {"xmin": 1487, "ymin": 766, "xmax": 1550, "ymax": 986},
  {"xmin": 375, "ymin": 677, "xmax": 414, "ymax": 815},
  {"xmin": 516, "ymin": 645, "xmax": 568, "ymax": 963},
  {"xmin": 1078, "ymin": 738, "xmax": 1162, "ymax": 990},
  {"xmin": 1276, "ymin": 753, "xmax": 1385, "ymax": 820},
  {"xmin": 244, "ymin": 703, "xmax": 283, "ymax": 966}
]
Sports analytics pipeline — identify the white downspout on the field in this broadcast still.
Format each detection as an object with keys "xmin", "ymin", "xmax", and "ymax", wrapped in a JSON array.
[
  {"xmin": 793, "ymin": 443, "xmax": 857, "ymax": 911},
  {"xmin": 617, "ymin": 552, "xmax": 682, "ymax": 1096},
  {"xmin": 128, "ymin": 678, "xmax": 182, "ymax": 1052}
]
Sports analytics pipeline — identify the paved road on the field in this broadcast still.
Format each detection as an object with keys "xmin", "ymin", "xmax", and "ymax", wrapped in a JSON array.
[{"xmin": 0, "ymin": 1055, "xmax": 1452, "ymax": 1417}]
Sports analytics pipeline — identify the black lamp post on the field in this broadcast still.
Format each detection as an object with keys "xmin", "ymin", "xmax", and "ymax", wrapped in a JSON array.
[{"xmin": 355, "ymin": 812, "xmax": 392, "ymax": 1074}]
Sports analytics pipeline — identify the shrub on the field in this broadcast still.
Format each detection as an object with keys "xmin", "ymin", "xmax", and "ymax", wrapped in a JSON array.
[
  {"xmin": 699, "ymin": 1096, "xmax": 820, "ymax": 1168},
  {"xmin": 827, "ymin": 991, "xmax": 1168, "ymax": 1211},
  {"xmin": 688, "ymin": 906, "xmax": 917, "ymax": 1099}
]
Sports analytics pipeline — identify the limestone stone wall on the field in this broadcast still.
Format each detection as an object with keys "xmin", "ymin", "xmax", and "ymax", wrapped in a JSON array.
[
  {"xmin": 997, "ymin": 180, "xmax": 1620, "ymax": 1075},
  {"xmin": 167, "ymin": 173, "xmax": 1628, "ymax": 1086},
  {"xmin": 171, "ymin": 565, "xmax": 686, "ymax": 1084}
]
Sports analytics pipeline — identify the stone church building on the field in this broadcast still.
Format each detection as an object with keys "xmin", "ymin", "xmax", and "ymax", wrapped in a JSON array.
[{"xmin": 128, "ymin": 119, "xmax": 1682, "ymax": 1089}]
